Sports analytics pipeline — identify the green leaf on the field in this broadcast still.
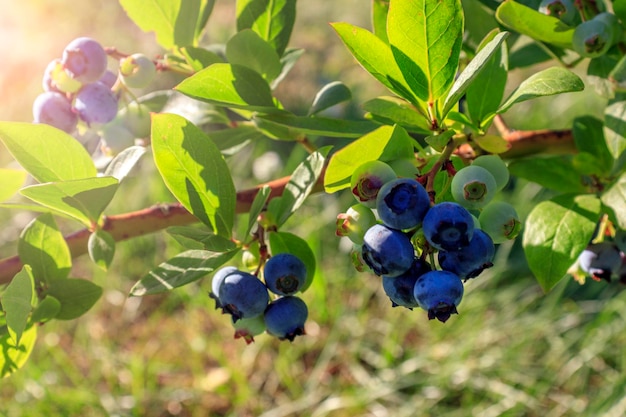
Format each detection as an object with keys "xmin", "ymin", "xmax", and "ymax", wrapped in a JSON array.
[
  {"xmin": 30, "ymin": 296, "xmax": 61, "ymax": 323},
  {"xmin": 362, "ymin": 96, "xmax": 431, "ymax": 133},
  {"xmin": 175, "ymin": 63, "xmax": 278, "ymax": 112},
  {"xmin": 267, "ymin": 149, "xmax": 327, "ymax": 227},
  {"xmin": 245, "ymin": 185, "xmax": 271, "ymax": 237},
  {"xmin": 308, "ymin": 81, "xmax": 352, "ymax": 116},
  {"xmin": 331, "ymin": 22, "xmax": 420, "ymax": 104},
  {"xmin": 226, "ymin": 29, "xmax": 282, "ymax": 82},
  {"xmin": 209, "ymin": 126, "xmax": 263, "ymax": 155},
  {"xmin": 465, "ymin": 30, "xmax": 509, "ymax": 128},
  {"xmin": 495, "ymin": 0, "xmax": 575, "ymax": 49},
  {"xmin": 180, "ymin": 46, "xmax": 224, "ymax": 71},
  {"xmin": 523, "ymin": 194, "xmax": 602, "ymax": 292},
  {"xmin": 372, "ymin": 0, "xmax": 390, "ymax": 43},
  {"xmin": 387, "ymin": 0, "xmax": 463, "ymax": 103},
  {"xmin": 0, "ymin": 324, "xmax": 37, "ymax": 378},
  {"xmin": 0, "ymin": 169, "xmax": 27, "ymax": 202},
  {"xmin": 151, "ymin": 113, "xmax": 236, "ymax": 237},
  {"xmin": 272, "ymin": 47, "xmax": 304, "ymax": 89},
  {"xmin": 324, "ymin": 125, "xmax": 415, "ymax": 193},
  {"xmin": 473, "ymin": 134, "xmax": 512, "ymax": 154},
  {"xmin": 0, "ymin": 122, "xmax": 96, "ymax": 183},
  {"xmin": 508, "ymin": 156, "xmax": 587, "ymax": 193},
  {"xmin": 118, "ymin": 0, "xmax": 212, "ymax": 49},
  {"xmin": 130, "ymin": 249, "xmax": 239, "ymax": 296},
  {"xmin": 601, "ymin": 173, "xmax": 626, "ymax": 229},
  {"xmin": 572, "ymin": 116, "xmax": 613, "ymax": 174},
  {"xmin": 442, "ymin": 31, "xmax": 508, "ymax": 119},
  {"xmin": 604, "ymin": 95, "xmax": 626, "ymax": 160},
  {"xmin": 253, "ymin": 114, "xmax": 378, "ymax": 138},
  {"xmin": 103, "ymin": 145, "xmax": 148, "ymax": 182},
  {"xmin": 236, "ymin": 0, "xmax": 296, "ymax": 57},
  {"xmin": 88, "ymin": 230, "xmax": 116, "ymax": 271},
  {"xmin": 45, "ymin": 279, "xmax": 103, "ymax": 320},
  {"xmin": 268, "ymin": 231, "xmax": 316, "ymax": 292},
  {"xmin": 20, "ymin": 176, "xmax": 120, "ymax": 227},
  {"xmin": 167, "ymin": 226, "xmax": 238, "ymax": 252},
  {"xmin": 425, "ymin": 130, "xmax": 455, "ymax": 153},
  {"xmin": 615, "ymin": 0, "xmax": 626, "ymax": 23},
  {"xmin": 18, "ymin": 213, "xmax": 72, "ymax": 284},
  {"xmin": 2, "ymin": 266, "xmax": 34, "ymax": 345},
  {"xmin": 498, "ymin": 67, "xmax": 584, "ymax": 114}
]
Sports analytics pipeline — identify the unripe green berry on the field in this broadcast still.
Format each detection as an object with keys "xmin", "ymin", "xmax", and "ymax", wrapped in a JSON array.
[
  {"xmin": 471, "ymin": 155, "xmax": 509, "ymax": 191},
  {"xmin": 478, "ymin": 201, "xmax": 522, "ymax": 244},
  {"xmin": 572, "ymin": 19, "xmax": 614, "ymax": 58},
  {"xmin": 451, "ymin": 165, "xmax": 497, "ymax": 210},
  {"xmin": 120, "ymin": 53, "xmax": 156, "ymax": 88},
  {"xmin": 538, "ymin": 0, "xmax": 576, "ymax": 24},
  {"xmin": 336, "ymin": 203, "xmax": 377, "ymax": 244},
  {"xmin": 350, "ymin": 160, "xmax": 397, "ymax": 207}
]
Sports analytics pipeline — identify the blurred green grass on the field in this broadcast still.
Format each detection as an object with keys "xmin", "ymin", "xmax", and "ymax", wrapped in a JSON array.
[{"xmin": 1, "ymin": 1, "xmax": 626, "ymax": 417}]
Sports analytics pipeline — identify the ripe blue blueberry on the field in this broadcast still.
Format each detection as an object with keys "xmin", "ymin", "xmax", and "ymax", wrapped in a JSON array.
[
  {"xmin": 578, "ymin": 241, "xmax": 622, "ymax": 281},
  {"xmin": 438, "ymin": 229, "xmax": 495, "ymax": 280},
  {"xmin": 614, "ymin": 229, "xmax": 626, "ymax": 254},
  {"xmin": 413, "ymin": 270, "xmax": 464, "ymax": 323},
  {"xmin": 376, "ymin": 178, "xmax": 430, "ymax": 230},
  {"xmin": 264, "ymin": 296, "xmax": 308, "ymax": 341},
  {"xmin": 422, "ymin": 202, "xmax": 474, "ymax": 251},
  {"xmin": 362, "ymin": 224, "xmax": 415, "ymax": 277},
  {"xmin": 209, "ymin": 266, "xmax": 238, "ymax": 308},
  {"xmin": 382, "ymin": 257, "xmax": 431, "ymax": 309},
  {"xmin": 263, "ymin": 253, "xmax": 307, "ymax": 296},
  {"xmin": 219, "ymin": 270, "xmax": 269, "ymax": 322}
]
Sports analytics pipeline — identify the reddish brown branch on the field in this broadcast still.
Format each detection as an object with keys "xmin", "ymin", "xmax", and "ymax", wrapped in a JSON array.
[
  {"xmin": 0, "ymin": 174, "xmax": 300, "ymax": 285},
  {"xmin": 0, "ymin": 125, "xmax": 575, "ymax": 285}
]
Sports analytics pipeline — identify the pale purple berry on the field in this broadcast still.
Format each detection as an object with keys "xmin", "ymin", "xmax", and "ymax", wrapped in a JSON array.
[
  {"xmin": 74, "ymin": 82, "xmax": 119, "ymax": 125},
  {"xmin": 62, "ymin": 37, "xmax": 108, "ymax": 83},
  {"xmin": 33, "ymin": 92, "xmax": 78, "ymax": 133}
]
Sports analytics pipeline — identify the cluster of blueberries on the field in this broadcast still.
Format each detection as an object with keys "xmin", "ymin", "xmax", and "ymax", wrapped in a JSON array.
[
  {"xmin": 33, "ymin": 37, "xmax": 155, "ymax": 156},
  {"xmin": 337, "ymin": 155, "xmax": 521, "ymax": 322},
  {"xmin": 210, "ymin": 253, "xmax": 309, "ymax": 343},
  {"xmin": 577, "ymin": 229, "xmax": 626, "ymax": 283}
]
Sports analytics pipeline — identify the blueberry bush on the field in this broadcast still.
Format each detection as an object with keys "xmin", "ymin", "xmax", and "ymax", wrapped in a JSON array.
[{"xmin": 0, "ymin": 0, "xmax": 625, "ymax": 385}]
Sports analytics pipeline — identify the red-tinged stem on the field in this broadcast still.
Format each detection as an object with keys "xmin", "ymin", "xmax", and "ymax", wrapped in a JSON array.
[{"xmin": 0, "ymin": 173, "xmax": 307, "ymax": 285}]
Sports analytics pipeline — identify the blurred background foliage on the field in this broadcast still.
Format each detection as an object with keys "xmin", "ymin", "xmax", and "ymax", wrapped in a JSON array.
[{"xmin": 1, "ymin": 1, "xmax": 626, "ymax": 416}]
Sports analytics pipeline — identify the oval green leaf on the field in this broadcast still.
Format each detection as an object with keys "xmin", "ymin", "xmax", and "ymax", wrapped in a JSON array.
[
  {"xmin": 0, "ymin": 324, "xmax": 37, "ymax": 378},
  {"xmin": 523, "ymin": 194, "xmax": 602, "ymax": 292},
  {"xmin": 498, "ymin": 67, "xmax": 584, "ymax": 114},
  {"xmin": 226, "ymin": 29, "xmax": 282, "ymax": 82},
  {"xmin": 18, "ymin": 213, "xmax": 72, "ymax": 284},
  {"xmin": 152, "ymin": 113, "xmax": 236, "ymax": 237},
  {"xmin": 130, "ymin": 249, "xmax": 239, "ymax": 296},
  {"xmin": 0, "ymin": 122, "xmax": 96, "ymax": 183},
  {"xmin": 45, "ymin": 278, "xmax": 103, "ymax": 320},
  {"xmin": 2, "ymin": 266, "xmax": 34, "ymax": 345},
  {"xmin": 175, "ymin": 63, "xmax": 278, "ymax": 112},
  {"xmin": 20, "ymin": 176, "xmax": 120, "ymax": 227},
  {"xmin": 387, "ymin": 0, "xmax": 463, "ymax": 103},
  {"xmin": 236, "ymin": 0, "xmax": 296, "ymax": 57},
  {"xmin": 88, "ymin": 230, "xmax": 116, "ymax": 271}
]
